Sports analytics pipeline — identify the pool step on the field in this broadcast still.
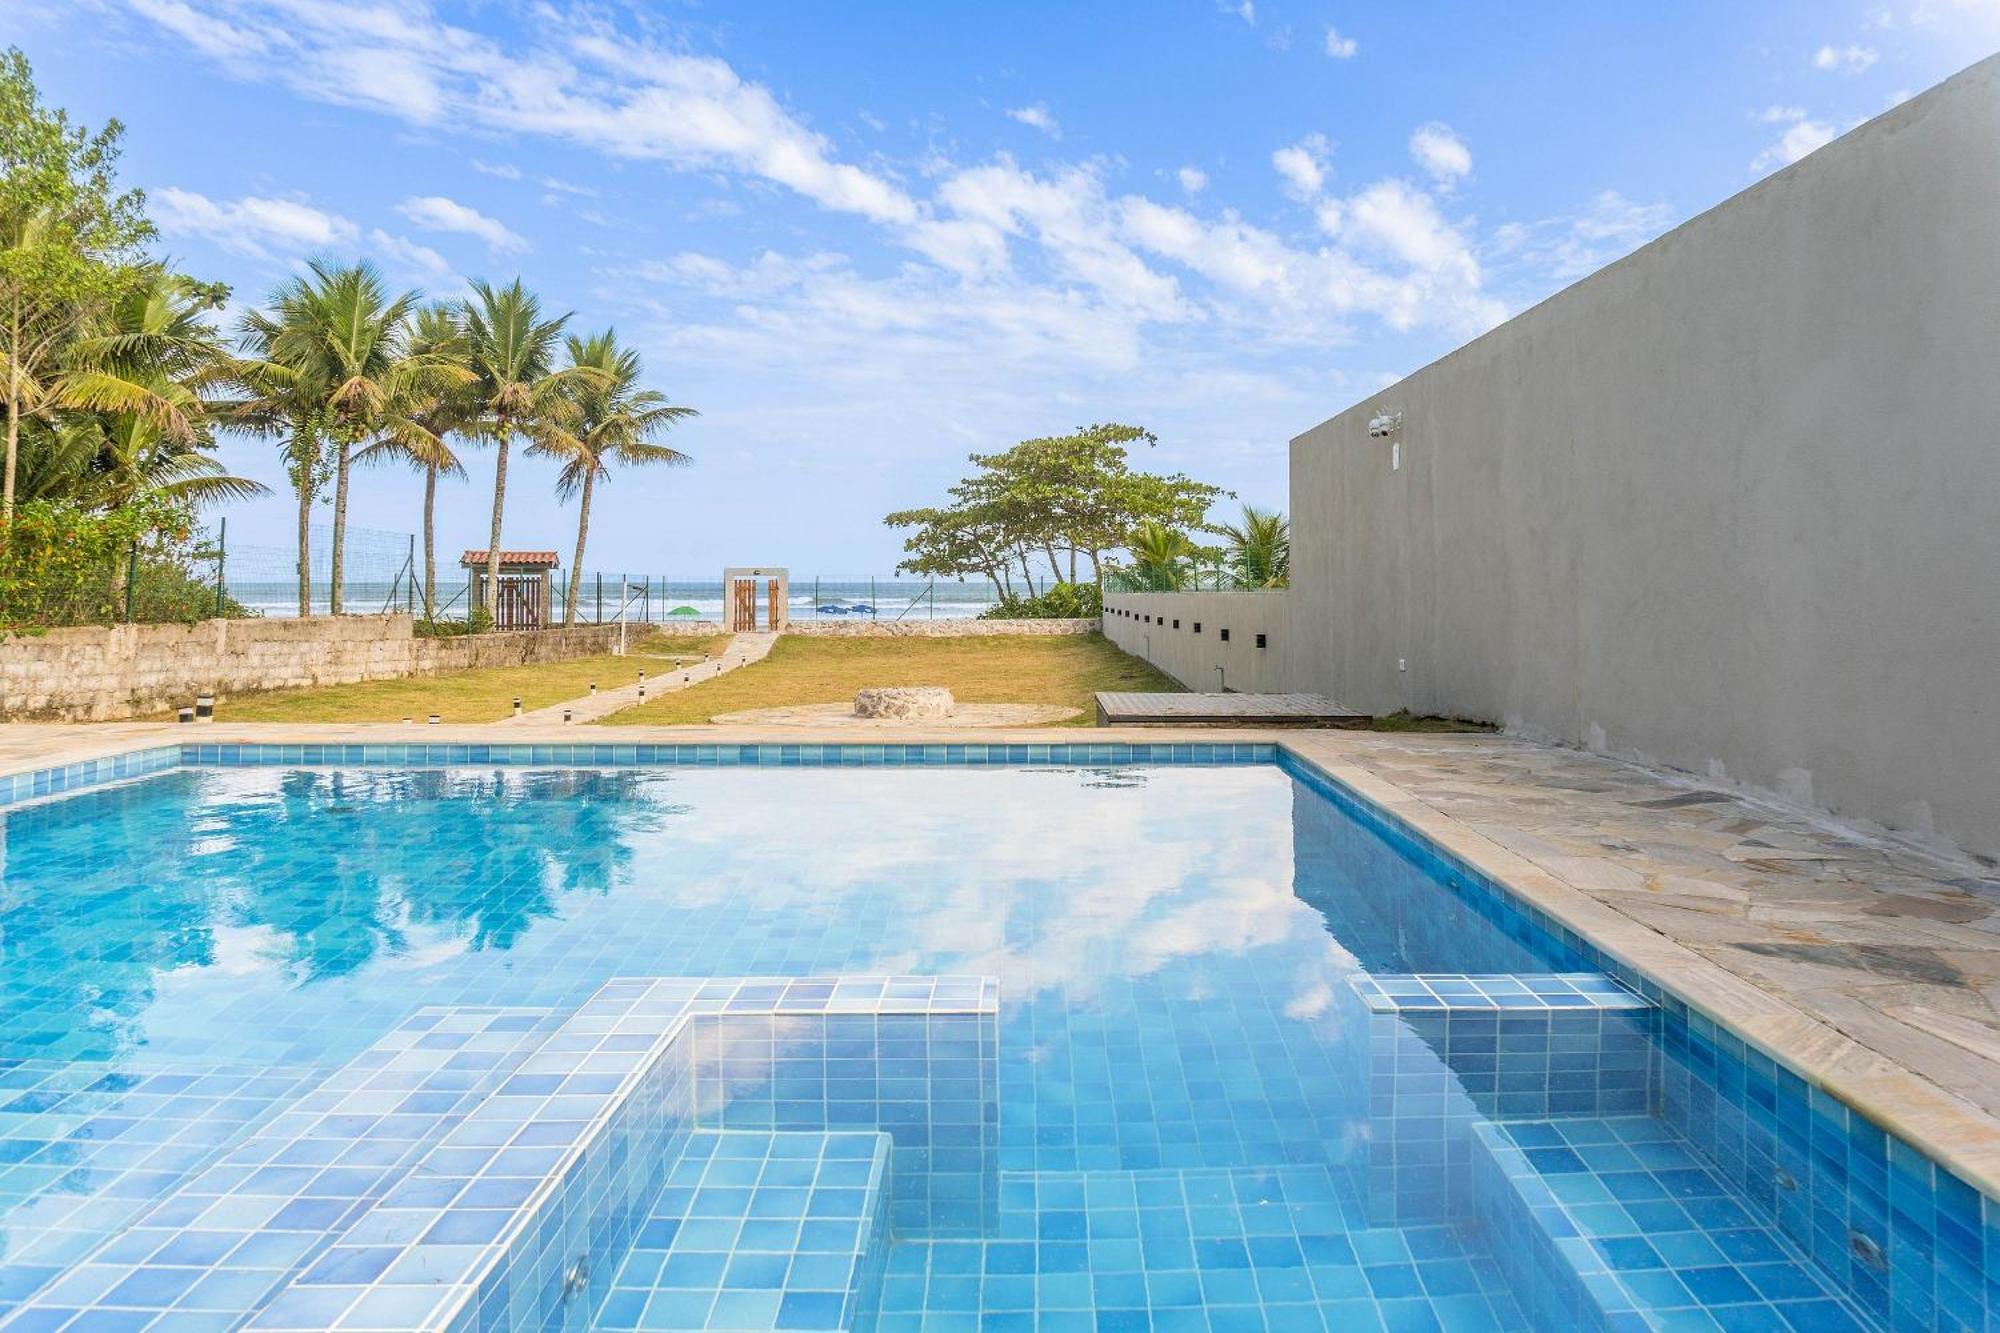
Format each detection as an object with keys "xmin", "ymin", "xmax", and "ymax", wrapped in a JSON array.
[
  {"xmin": 1470, "ymin": 1115, "xmax": 1873, "ymax": 1331},
  {"xmin": 874, "ymin": 1165, "xmax": 1527, "ymax": 1333},
  {"xmin": 1349, "ymin": 973, "xmax": 1654, "ymax": 1224},
  {"xmin": 591, "ymin": 1130, "xmax": 893, "ymax": 1331},
  {"xmin": 0, "ymin": 1007, "xmax": 560, "ymax": 1330}
]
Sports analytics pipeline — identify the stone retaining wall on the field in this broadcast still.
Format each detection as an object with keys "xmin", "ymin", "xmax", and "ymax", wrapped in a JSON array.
[
  {"xmin": 0, "ymin": 616, "xmax": 721, "ymax": 722},
  {"xmin": 786, "ymin": 618, "xmax": 1097, "ymax": 637}
]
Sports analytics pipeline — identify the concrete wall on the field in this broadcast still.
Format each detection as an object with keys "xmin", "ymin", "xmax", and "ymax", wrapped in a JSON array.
[
  {"xmin": 0, "ymin": 617, "xmax": 721, "ymax": 722},
  {"xmin": 1102, "ymin": 593, "xmax": 1293, "ymax": 693},
  {"xmin": 1287, "ymin": 56, "xmax": 2000, "ymax": 856}
]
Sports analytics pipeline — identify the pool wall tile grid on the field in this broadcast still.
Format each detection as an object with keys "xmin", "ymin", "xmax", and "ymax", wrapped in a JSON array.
[
  {"xmin": 176, "ymin": 742, "xmax": 1278, "ymax": 773},
  {"xmin": 6, "ymin": 740, "xmax": 1997, "ymax": 1330},
  {"xmin": 1349, "ymin": 974, "xmax": 1655, "ymax": 1227},
  {"xmin": 874, "ymin": 1164, "xmax": 1529, "ymax": 1333},
  {"xmin": 592, "ymin": 1129, "xmax": 891, "ymax": 1332},
  {"xmin": 1469, "ymin": 1115, "xmax": 1872, "ymax": 1331},
  {"xmin": 686, "ymin": 1010, "xmax": 998, "ymax": 1236},
  {"xmin": 0, "ymin": 1006, "xmax": 559, "ymax": 1332},
  {"xmin": 1284, "ymin": 751, "xmax": 2000, "ymax": 1330},
  {"xmin": 0, "ymin": 746, "xmax": 179, "ymax": 809},
  {"xmin": 0, "ymin": 1061, "xmax": 323, "ymax": 1317},
  {"xmin": 444, "ymin": 991, "xmax": 699, "ymax": 1333},
  {"xmin": 0, "ymin": 744, "xmax": 1276, "ymax": 813},
  {"xmin": 125, "ymin": 976, "xmax": 995, "ymax": 1333}
]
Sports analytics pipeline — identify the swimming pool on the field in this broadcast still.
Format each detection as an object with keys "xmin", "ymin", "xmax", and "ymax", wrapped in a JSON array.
[{"xmin": 0, "ymin": 743, "xmax": 1981, "ymax": 1331}]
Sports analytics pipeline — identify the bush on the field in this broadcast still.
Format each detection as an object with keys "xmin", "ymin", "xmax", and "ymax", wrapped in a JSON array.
[
  {"xmin": 415, "ymin": 616, "xmax": 481, "ymax": 639},
  {"xmin": 980, "ymin": 581, "xmax": 1103, "ymax": 620},
  {"xmin": 0, "ymin": 498, "xmax": 242, "ymax": 629}
]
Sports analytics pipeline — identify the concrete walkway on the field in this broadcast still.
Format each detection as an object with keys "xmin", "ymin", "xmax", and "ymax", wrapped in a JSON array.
[{"xmin": 507, "ymin": 631, "xmax": 777, "ymax": 724}]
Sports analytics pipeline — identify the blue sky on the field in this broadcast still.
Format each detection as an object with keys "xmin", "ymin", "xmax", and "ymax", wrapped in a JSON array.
[{"xmin": 12, "ymin": 0, "xmax": 1999, "ymax": 576}]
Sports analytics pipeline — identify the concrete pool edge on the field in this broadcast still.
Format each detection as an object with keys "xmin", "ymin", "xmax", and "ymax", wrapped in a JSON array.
[{"xmin": 3, "ymin": 720, "xmax": 1998, "ymax": 1208}]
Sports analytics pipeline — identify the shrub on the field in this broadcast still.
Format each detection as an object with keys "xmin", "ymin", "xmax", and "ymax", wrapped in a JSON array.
[
  {"xmin": 0, "ymin": 498, "xmax": 241, "ymax": 629},
  {"xmin": 980, "ymin": 581, "xmax": 1103, "ymax": 620},
  {"xmin": 415, "ymin": 616, "xmax": 481, "ymax": 639}
]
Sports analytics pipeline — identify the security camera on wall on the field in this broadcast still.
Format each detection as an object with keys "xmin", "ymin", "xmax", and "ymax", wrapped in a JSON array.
[{"xmin": 1367, "ymin": 410, "xmax": 1403, "ymax": 438}]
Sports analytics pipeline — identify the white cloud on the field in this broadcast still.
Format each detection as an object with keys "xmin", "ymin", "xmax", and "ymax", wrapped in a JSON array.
[
  {"xmin": 131, "ymin": 1, "xmax": 1515, "ymax": 368},
  {"xmin": 1813, "ymin": 42, "xmax": 1881, "ymax": 71},
  {"xmin": 1409, "ymin": 122, "xmax": 1472, "ymax": 183},
  {"xmin": 471, "ymin": 159, "xmax": 523, "ymax": 180},
  {"xmin": 1006, "ymin": 103, "xmax": 1061, "ymax": 138},
  {"xmin": 1222, "ymin": 0, "xmax": 1256, "ymax": 23},
  {"xmin": 933, "ymin": 158, "xmax": 1188, "ymax": 319},
  {"xmin": 1489, "ymin": 190, "xmax": 1676, "ymax": 283},
  {"xmin": 121, "ymin": 0, "xmax": 919, "ymax": 226},
  {"xmin": 152, "ymin": 186, "xmax": 358, "ymax": 257},
  {"xmin": 1752, "ymin": 105, "xmax": 1837, "ymax": 170},
  {"xmin": 367, "ymin": 228, "xmax": 452, "ymax": 277},
  {"xmin": 1323, "ymin": 25, "xmax": 1358, "ymax": 58},
  {"xmin": 396, "ymin": 195, "xmax": 528, "ymax": 253},
  {"xmin": 1271, "ymin": 133, "xmax": 1330, "ymax": 200}
]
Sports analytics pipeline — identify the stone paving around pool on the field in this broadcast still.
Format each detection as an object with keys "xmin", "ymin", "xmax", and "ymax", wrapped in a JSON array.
[{"xmin": 1285, "ymin": 732, "xmax": 2000, "ymax": 1188}]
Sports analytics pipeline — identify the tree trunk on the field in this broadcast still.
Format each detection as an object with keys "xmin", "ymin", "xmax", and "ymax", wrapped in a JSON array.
[
  {"xmin": 565, "ymin": 467, "xmax": 595, "ymax": 627},
  {"xmin": 3, "ymin": 390, "xmax": 18, "ymax": 527},
  {"xmin": 295, "ymin": 466, "xmax": 312, "ymax": 617},
  {"xmin": 4, "ymin": 296, "xmax": 19, "ymax": 525},
  {"xmin": 329, "ymin": 435, "xmax": 353, "ymax": 615},
  {"xmin": 421, "ymin": 463, "xmax": 438, "ymax": 615},
  {"xmin": 484, "ymin": 414, "xmax": 510, "ymax": 623}
]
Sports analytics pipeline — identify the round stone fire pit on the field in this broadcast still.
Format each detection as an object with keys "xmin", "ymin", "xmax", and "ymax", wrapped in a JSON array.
[{"xmin": 853, "ymin": 686, "xmax": 955, "ymax": 719}]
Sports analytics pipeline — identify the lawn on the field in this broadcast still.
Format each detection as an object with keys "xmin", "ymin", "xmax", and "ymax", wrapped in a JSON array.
[
  {"xmin": 598, "ymin": 632, "xmax": 1181, "ymax": 727},
  {"xmin": 212, "ymin": 633, "xmax": 732, "ymax": 723}
]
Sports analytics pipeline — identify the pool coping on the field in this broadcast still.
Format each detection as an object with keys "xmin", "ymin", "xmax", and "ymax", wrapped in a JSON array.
[{"xmin": 4, "ymin": 720, "xmax": 1999, "ymax": 1206}]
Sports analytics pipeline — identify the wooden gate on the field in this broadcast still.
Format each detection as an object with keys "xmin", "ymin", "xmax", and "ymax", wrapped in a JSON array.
[{"xmin": 494, "ymin": 576, "xmax": 545, "ymax": 629}]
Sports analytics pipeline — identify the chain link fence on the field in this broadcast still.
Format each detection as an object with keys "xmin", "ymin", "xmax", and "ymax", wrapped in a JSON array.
[{"xmin": 199, "ymin": 513, "xmax": 1008, "ymax": 625}]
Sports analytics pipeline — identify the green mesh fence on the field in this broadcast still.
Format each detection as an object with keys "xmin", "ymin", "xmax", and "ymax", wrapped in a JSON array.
[{"xmin": 215, "ymin": 521, "xmax": 422, "ymax": 618}]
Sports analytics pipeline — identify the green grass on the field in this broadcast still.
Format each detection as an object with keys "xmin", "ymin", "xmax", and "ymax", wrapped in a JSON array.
[
  {"xmin": 211, "ymin": 633, "xmax": 731, "ymax": 723},
  {"xmin": 598, "ymin": 632, "xmax": 1181, "ymax": 726}
]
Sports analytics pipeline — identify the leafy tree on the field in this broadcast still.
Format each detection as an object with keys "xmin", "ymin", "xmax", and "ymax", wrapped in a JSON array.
[
  {"xmin": 886, "ymin": 422, "xmax": 1227, "ymax": 594},
  {"xmin": 531, "ymin": 330, "xmax": 693, "ymax": 624},
  {"xmin": 0, "ymin": 47, "xmax": 154, "ymax": 522},
  {"xmin": 1219, "ymin": 505, "xmax": 1289, "ymax": 588},
  {"xmin": 460, "ymin": 279, "xmax": 588, "ymax": 611}
]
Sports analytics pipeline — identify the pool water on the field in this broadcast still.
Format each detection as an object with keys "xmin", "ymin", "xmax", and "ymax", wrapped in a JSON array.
[{"xmin": 0, "ymin": 761, "xmax": 1881, "ymax": 1331}]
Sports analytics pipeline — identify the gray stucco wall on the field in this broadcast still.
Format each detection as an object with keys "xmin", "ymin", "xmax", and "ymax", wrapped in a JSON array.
[
  {"xmin": 1289, "ymin": 55, "xmax": 2000, "ymax": 858},
  {"xmin": 1103, "ymin": 592, "xmax": 1293, "ymax": 692}
]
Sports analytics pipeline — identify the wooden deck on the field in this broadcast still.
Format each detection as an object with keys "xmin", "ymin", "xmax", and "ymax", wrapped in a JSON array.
[{"xmin": 1094, "ymin": 692, "xmax": 1371, "ymax": 727}]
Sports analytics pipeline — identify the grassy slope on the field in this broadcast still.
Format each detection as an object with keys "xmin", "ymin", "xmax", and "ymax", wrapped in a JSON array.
[
  {"xmin": 598, "ymin": 632, "xmax": 1181, "ymax": 727},
  {"xmin": 213, "ymin": 633, "xmax": 732, "ymax": 723}
]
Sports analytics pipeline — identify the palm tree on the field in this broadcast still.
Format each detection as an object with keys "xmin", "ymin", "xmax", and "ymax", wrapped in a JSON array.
[
  {"xmin": 1219, "ymin": 505, "xmax": 1289, "ymax": 589},
  {"xmin": 58, "ymin": 269, "xmax": 264, "ymax": 511},
  {"xmin": 229, "ymin": 341, "xmax": 326, "ymax": 617},
  {"xmin": 460, "ymin": 280, "xmax": 585, "ymax": 622},
  {"xmin": 358, "ymin": 303, "xmax": 474, "ymax": 614},
  {"xmin": 532, "ymin": 330, "xmax": 694, "ymax": 624},
  {"xmin": 244, "ymin": 260, "xmax": 420, "ymax": 613},
  {"xmin": 1121, "ymin": 520, "xmax": 1197, "ymax": 591}
]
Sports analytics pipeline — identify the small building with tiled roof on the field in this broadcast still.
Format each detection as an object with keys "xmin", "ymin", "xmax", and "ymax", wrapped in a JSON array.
[{"xmin": 459, "ymin": 550, "xmax": 560, "ymax": 628}]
